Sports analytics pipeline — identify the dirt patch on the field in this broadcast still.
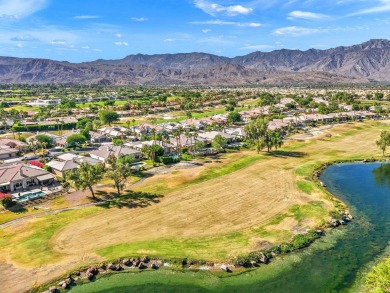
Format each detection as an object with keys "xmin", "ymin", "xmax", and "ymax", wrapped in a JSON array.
[{"xmin": 147, "ymin": 161, "xmax": 204, "ymax": 175}]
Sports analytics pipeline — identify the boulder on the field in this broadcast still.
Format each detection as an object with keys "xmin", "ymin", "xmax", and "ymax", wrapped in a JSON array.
[
  {"xmin": 115, "ymin": 264, "xmax": 123, "ymax": 271},
  {"xmin": 122, "ymin": 258, "xmax": 133, "ymax": 266},
  {"xmin": 151, "ymin": 263, "xmax": 159, "ymax": 270},
  {"xmin": 141, "ymin": 256, "xmax": 150, "ymax": 263},
  {"xmin": 259, "ymin": 252, "xmax": 269, "ymax": 264},
  {"xmin": 138, "ymin": 262, "xmax": 148, "ymax": 269},
  {"xmin": 134, "ymin": 258, "xmax": 141, "ymax": 267},
  {"xmin": 87, "ymin": 265, "xmax": 99, "ymax": 275},
  {"xmin": 87, "ymin": 272, "xmax": 95, "ymax": 281},
  {"xmin": 108, "ymin": 263, "xmax": 117, "ymax": 271},
  {"xmin": 48, "ymin": 286, "xmax": 58, "ymax": 293},
  {"xmin": 72, "ymin": 270, "xmax": 80, "ymax": 276},
  {"xmin": 64, "ymin": 277, "xmax": 72, "ymax": 285}
]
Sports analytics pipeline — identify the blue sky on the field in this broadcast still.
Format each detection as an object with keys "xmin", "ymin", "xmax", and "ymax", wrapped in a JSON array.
[{"xmin": 1, "ymin": 0, "xmax": 390, "ymax": 62}]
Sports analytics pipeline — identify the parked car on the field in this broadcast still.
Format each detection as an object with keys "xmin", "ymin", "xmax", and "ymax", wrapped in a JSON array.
[{"xmin": 23, "ymin": 154, "xmax": 38, "ymax": 160}]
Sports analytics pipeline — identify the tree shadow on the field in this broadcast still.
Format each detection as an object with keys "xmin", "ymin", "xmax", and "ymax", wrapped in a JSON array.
[
  {"xmin": 267, "ymin": 150, "xmax": 307, "ymax": 158},
  {"xmin": 98, "ymin": 190, "xmax": 163, "ymax": 209},
  {"xmin": 5, "ymin": 203, "xmax": 28, "ymax": 213}
]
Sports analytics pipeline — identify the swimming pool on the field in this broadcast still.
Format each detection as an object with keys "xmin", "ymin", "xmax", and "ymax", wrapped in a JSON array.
[
  {"xmin": 130, "ymin": 162, "xmax": 146, "ymax": 170},
  {"xmin": 16, "ymin": 191, "xmax": 46, "ymax": 202}
]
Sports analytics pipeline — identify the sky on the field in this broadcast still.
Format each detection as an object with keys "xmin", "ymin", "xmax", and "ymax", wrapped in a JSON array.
[{"xmin": 1, "ymin": 0, "xmax": 390, "ymax": 62}]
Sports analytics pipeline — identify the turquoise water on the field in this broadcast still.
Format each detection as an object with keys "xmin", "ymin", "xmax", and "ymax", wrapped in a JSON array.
[
  {"xmin": 17, "ymin": 191, "xmax": 45, "ymax": 201},
  {"xmin": 71, "ymin": 162, "xmax": 390, "ymax": 293}
]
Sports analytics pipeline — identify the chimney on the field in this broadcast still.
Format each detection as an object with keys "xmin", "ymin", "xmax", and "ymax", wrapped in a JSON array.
[{"xmin": 20, "ymin": 167, "xmax": 23, "ymax": 176}]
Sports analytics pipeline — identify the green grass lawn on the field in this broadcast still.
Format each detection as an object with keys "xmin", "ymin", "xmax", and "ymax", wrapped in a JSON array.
[{"xmin": 0, "ymin": 207, "xmax": 100, "ymax": 267}]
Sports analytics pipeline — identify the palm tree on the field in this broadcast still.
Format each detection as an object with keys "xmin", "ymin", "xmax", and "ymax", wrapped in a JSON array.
[
  {"xmin": 41, "ymin": 142, "xmax": 48, "ymax": 163},
  {"xmin": 30, "ymin": 137, "xmax": 37, "ymax": 155}
]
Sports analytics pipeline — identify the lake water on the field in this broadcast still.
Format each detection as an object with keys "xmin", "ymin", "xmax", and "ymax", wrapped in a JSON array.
[{"xmin": 72, "ymin": 162, "xmax": 390, "ymax": 293}]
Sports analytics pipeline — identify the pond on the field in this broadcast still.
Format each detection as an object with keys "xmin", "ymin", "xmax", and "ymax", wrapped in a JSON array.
[{"xmin": 71, "ymin": 162, "xmax": 390, "ymax": 293}]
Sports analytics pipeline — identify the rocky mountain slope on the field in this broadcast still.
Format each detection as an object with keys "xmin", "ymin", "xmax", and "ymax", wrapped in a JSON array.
[{"xmin": 0, "ymin": 39, "xmax": 389, "ymax": 85}]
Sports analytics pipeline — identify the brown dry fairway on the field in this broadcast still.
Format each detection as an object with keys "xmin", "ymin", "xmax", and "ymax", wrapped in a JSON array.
[
  {"xmin": 0, "ymin": 121, "xmax": 389, "ymax": 293},
  {"xmin": 49, "ymin": 122, "xmax": 389, "ymax": 255}
]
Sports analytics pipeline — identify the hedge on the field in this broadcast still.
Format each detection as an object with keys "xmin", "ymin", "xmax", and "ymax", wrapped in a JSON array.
[{"xmin": 12, "ymin": 122, "xmax": 77, "ymax": 132}]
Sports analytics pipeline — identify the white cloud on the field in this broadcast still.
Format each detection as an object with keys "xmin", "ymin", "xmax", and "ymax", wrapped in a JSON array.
[
  {"xmin": 273, "ymin": 26, "xmax": 323, "ymax": 36},
  {"xmin": 288, "ymin": 11, "xmax": 330, "ymax": 20},
  {"xmin": 115, "ymin": 33, "xmax": 122, "ymax": 38},
  {"xmin": 164, "ymin": 38, "xmax": 174, "ymax": 42},
  {"xmin": 73, "ymin": 15, "xmax": 100, "ymax": 19},
  {"xmin": 10, "ymin": 34, "xmax": 38, "ymax": 42},
  {"xmin": 240, "ymin": 44, "xmax": 275, "ymax": 50},
  {"xmin": 0, "ymin": 0, "xmax": 49, "ymax": 20},
  {"xmin": 194, "ymin": 0, "xmax": 252, "ymax": 16},
  {"xmin": 202, "ymin": 29, "xmax": 212, "ymax": 33},
  {"xmin": 92, "ymin": 48, "xmax": 102, "ymax": 52},
  {"xmin": 81, "ymin": 46, "xmax": 90, "ymax": 49},
  {"xmin": 16, "ymin": 43, "xmax": 23, "ymax": 48},
  {"xmin": 50, "ymin": 39, "xmax": 67, "ymax": 45},
  {"xmin": 114, "ymin": 41, "xmax": 128, "ymax": 46},
  {"xmin": 191, "ymin": 20, "xmax": 261, "ymax": 27},
  {"xmin": 131, "ymin": 17, "xmax": 148, "ymax": 22},
  {"xmin": 350, "ymin": 0, "xmax": 390, "ymax": 15}
]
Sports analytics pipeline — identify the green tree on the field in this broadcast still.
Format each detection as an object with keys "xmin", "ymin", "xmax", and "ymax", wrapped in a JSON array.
[
  {"xmin": 66, "ymin": 134, "xmax": 87, "ymax": 147},
  {"xmin": 212, "ymin": 134, "xmax": 227, "ymax": 150},
  {"xmin": 113, "ymin": 139, "xmax": 124, "ymax": 146},
  {"xmin": 106, "ymin": 154, "xmax": 134, "ymax": 195},
  {"xmin": 80, "ymin": 129, "xmax": 91, "ymax": 140},
  {"xmin": 142, "ymin": 144, "xmax": 164, "ymax": 159},
  {"xmin": 35, "ymin": 134, "xmax": 54, "ymax": 149},
  {"xmin": 67, "ymin": 162, "xmax": 104, "ymax": 199},
  {"xmin": 376, "ymin": 130, "xmax": 390, "ymax": 156},
  {"xmin": 98, "ymin": 110, "xmax": 120, "ymax": 126},
  {"xmin": 76, "ymin": 117, "xmax": 93, "ymax": 129},
  {"xmin": 228, "ymin": 111, "xmax": 241, "ymax": 123},
  {"xmin": 244, "ymin": 117, "xmax": 268, "ymax": 153},
  {"xmin": 264, "ymin": 131, "xmax": 284, "ymax": 152}
]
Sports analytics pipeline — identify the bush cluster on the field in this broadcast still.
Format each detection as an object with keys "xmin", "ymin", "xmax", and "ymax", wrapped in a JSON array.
[
  {"xmin": 12, "ymin": 122, "xmax": 77, "ymax": 132},
  {"xmin": 232, "ymin": 230, "xmax": 321, "ymax": 268}
]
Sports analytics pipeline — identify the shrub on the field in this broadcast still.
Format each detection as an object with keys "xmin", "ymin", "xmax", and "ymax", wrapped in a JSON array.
[
  {"xmin": 247, "ymin": 252, "xmax": 261, "ymax": 263},
  {"xmin": 1, "ymin": 195, "xmax": 15, "ymax": 208},
  {"xmin": 156, "ymin": 156, "xmax": 175, "ymax": 164},
  {"xmin": 233, "ymin": 255, "xmax": 251, "ymax": 268},
  {"xmin": 12, "ymin": 122, "xmax": 77, "ymax": 132},
  {"xmin": 271, "ymin": 246, "xmax": 282, "ymax": 254},
  {"xmin": 181, "ymin": 153, "xmax": 194, "ymax": 161},
  {"xmin": 280, "ymin": 243, "xmax": 294, "ymax": 254}
]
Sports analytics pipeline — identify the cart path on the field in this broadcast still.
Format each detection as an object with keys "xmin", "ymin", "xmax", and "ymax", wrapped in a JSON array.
[{"xmin": 0, "ymin": 176, "xmax": 150, "ymax": 229}]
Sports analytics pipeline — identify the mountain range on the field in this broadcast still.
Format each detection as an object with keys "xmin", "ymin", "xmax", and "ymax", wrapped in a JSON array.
[{"xmin": 1, "ymin": 39, "xmax": 390, "ymax": 85}]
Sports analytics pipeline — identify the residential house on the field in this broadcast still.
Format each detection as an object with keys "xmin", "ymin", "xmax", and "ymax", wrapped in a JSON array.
[
  {"xmin": 0, "ymin": 139, "xmax": 29, "ymax": 152},
  {"xmin": 90, "ymin": 131, "xmax": 112, "ymax": 143},
  {"xmin": 223, "ymin": 127, "xmax": 246, "ymax": 139},
  {"xmin": 47, "ymin": 153, "xmax": 101, "ymax": 177},
  {"xmin": 98, "ymin": 126, "xmax": 128, "ymax": 138},
  {"xmin": 0, "ymin": 147, "xmax": 19, "ymax": 160},
  {"xmin": 180, "ymin": 119, "xmax": 206, "ymax": 130},
  {"xmin": 90, "ymin": 145, "xmax": 142, "ymax": 162},
  {"xmin": 0, "ymin": 162, "xmax": 55, "ymax": 192},
  {"xmin": 169, "ymin": 134, "xmax": 207, "ymax": 149},
  {"xmin": 126, "ymin": 140, "xmax": 176, "ymax": 156},
  {"xmin": 198, "ymin": 131, "xmax": 236, "ymax": 145}
]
